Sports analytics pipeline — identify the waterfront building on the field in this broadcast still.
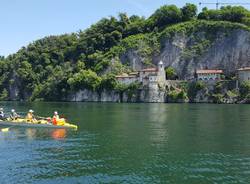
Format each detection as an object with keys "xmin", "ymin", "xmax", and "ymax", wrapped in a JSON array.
[
  {"xmin": 115, "ymin": 73, "xmax": 138, "ymax": 85},
  {"xmin": 139, "ymin": 68, "xmax": 158, "ymax": 84},
  {"xmin": 116, "ymin": 61, "xmax": 166, "ymax": 86},
  {"xmin": 237, "ymin": 67, "xmax": 250, "ymax": 82},
  {"xmin": 196, "ymin": 69, "xmax": 223, "ymax": 81}
]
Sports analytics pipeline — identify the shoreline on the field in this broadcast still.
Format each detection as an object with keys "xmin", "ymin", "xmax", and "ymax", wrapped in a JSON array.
[{"xmin": 1, "ymin": 100, "xmax": 249, "ymax": 104}]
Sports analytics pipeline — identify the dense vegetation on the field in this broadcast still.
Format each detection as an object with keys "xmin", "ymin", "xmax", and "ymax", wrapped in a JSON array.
[{"xmin": 1, "ymin": 4, "xmax": 250, "ymax": 101}]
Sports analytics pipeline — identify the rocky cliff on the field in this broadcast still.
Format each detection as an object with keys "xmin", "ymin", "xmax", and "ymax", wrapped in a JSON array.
[
  {"xmin": 68, "ymin": 80, "xmax": 243, "ymax": 104},
  {"xmin": 119, "ymin": 21, "xmax": 250, "ymax": 80},
  {"xmin": 160, "ymin": 29, "xmax": 250, "ymax": 79}
]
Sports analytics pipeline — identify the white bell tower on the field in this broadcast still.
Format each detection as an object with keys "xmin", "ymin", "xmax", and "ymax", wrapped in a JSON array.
[{"xmin": 158, "ymin": 60, "xmax": 166, "ymax": 82}]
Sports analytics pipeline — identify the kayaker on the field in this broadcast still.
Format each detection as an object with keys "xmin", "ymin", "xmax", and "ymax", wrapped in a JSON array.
[
  {"xmin": 0, "ymin": 108, "xmax": 5, "ymax": 120},
  {"xmin": 10, "ymin": 109, "xmax": 20, "ymax": 120},
  {"xmin": 52, "ymin": 111, "xmax": 59, "ymax": 125},
  {"xmin": 26, "ymin": 109, "xmax": 36, "ymax": 122}
]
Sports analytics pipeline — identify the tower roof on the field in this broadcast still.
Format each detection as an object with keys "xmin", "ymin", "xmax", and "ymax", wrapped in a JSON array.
[{"xmin": 158, "ymin": 61, "xmax": 163, "ymax": 65}]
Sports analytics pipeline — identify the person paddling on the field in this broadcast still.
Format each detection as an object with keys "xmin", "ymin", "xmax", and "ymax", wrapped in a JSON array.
[
  {"xmin": 26, "ymin": 109, "xmax": 36, "ymax": 123},
  {"xmin": 52, "ymin": 111, "xmax": 59, "ymax": 125},
  {"xmin": 0, "ymin": 108, "xmax": 5, "ymax": 120},
  {"xmin": 52, "ymin": 111, "xmax": 66, "ymax": 126},
  {"xmin": 10, "ymin": 109, "xmax": 20, "ymax": 120}
]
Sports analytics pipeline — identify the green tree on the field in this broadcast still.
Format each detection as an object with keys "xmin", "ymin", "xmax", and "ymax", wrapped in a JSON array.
[
  {"xmin": 68, "ymin": 69, "xmax": 102, "ymax": 91},
  {"xmin": 99, "ymin": 74, "xmax": 118, "ymax": 91},
  {"xmin": 220, "ymin": 6, "xmax": 250, "ymax": 23},
  {"xmin": 198, "ymin": 5, "xmax": 250, "ymax": 24},
  {"xmin": 149, "ymin": 5, "xmax": 183, "ymax": 29},
  {"xmin": 165, "ymin": 67, "xmax": 177, "ymax": 80},
  {"xmin": 181, "ymin": 3, "xmax": 197, "ymax": 21}
]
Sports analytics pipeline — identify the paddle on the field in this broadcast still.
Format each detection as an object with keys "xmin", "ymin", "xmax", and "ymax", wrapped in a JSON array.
[
  {"xmin": 1, "ymin": 127, "xmax": 9, "ymax": 132},
  {"xmin": 35, "ymin": 116, "xmax": 49, "ymax": 120}
]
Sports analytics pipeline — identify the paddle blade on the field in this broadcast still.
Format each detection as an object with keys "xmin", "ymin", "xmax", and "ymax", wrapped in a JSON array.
[{"xmin": 1, "ymin": 128, "xmax": 9, "ymax": 132}]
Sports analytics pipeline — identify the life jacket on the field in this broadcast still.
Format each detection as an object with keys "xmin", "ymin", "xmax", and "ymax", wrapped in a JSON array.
[{"xmin": 52, "ymin": 115, "xmax": 59, "ymax": 125}]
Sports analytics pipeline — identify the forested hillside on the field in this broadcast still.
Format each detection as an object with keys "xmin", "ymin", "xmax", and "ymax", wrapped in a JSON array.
[{"xmin": 1, "ymin": 4, "xmax": 250, "ymax": 101}]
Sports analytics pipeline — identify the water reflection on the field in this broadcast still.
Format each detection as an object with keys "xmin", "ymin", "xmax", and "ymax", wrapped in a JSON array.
[
  {"xmin": 51, "ymin": 129, "xmax": 66, "ymax": 140},
  {"xmin": 0, "ymin": 128, "xmax": 68, "ymax": 141},
  {"xmin": 25, "ymin": 129, "xmax": 37, "ymax": 140},
  {"xmin": 146, "ymin": 104, "xmax": 169, "ymax": 148}
]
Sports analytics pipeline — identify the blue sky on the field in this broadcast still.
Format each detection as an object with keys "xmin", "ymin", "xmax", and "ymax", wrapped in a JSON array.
[{"xmin": 1, "ymin": 0, "xmax": 250, "ymax": 56}]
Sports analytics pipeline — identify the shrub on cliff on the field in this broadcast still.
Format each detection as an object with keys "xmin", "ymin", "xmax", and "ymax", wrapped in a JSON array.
[
  {"xmin": 214, "ymin": 81, "xmax": 223, "ymax": 93},
  {"xmin": 165, "ymin": 67, "xmax": 177, "ymax": 80},
  {"xmin": 240, "ymin": 81, "xmax": 250, "ymax": 98},
  {"xmin": 115, "ymin": 81, "xmax": 141, "ymax": 93},
  {"xmin": 0, "ymin": 89, "xmax": 8, "ymax": 101},
  {"xmin": 187, "ymin": 81, "xmax": 206, "ymax": 99},
  {"xmin": 212, "ymin": 93, "xmax": 224, "ymax": 103},
  {"xmin": 168, "ymin": 90, "xmax": 188, "ymax": 102}
]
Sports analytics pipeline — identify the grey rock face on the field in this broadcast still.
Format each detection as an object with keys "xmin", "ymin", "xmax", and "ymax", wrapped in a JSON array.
[
  {"xmin": 159, "ymin": 30, "xmax": 250, "ymax": 79},
  {"xmin": 120, "ymin": 50, "xmax": 145, "ymax": 71},
  {"xmin": 68, "ymin": 86, "xmax": 166, "ymax": 103},
  {"xmin": 68, "ymin": 89, "xmax": 120, "ymax": 102}
]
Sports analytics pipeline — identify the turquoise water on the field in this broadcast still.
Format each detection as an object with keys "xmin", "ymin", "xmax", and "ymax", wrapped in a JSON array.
[{"xmin": 0, "ymin": 102, "xmax": 250, "ymax": 183}]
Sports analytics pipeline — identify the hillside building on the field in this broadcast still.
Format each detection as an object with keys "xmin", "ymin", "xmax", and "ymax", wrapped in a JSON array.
[
  {"xmin": 115, "ymin": 73, "xmax": 138, "ymax": 85},
  {"xmin": 237, "ymin": 67, "xmax": 250, "ymax": 82},
  {"xmin": 196, "ymin": 69, "xmax": 223, "ymax": 81}
]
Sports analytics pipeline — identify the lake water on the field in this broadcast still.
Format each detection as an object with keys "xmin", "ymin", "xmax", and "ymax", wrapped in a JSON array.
[{"xmin": 0, "ymin": 102, "xmax": 250, "ymax": 183}]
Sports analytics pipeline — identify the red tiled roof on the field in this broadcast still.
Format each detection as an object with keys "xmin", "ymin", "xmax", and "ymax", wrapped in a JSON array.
[
  {"xmin": 140, "ymin": 68, "xmax": 158, "ymax": 72},
  {"xmin": 237, "ymin": 67, "xmax": 250, "ymax": 71},
  {"xmin": 196, "ymin": 69, "xmax": 223, "ymax": 74}
]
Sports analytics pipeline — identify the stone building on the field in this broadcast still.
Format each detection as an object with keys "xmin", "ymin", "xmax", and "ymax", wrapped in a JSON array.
[
  {"xmin": 237, "ymin": 67, "xmax": 250, "ymax": 82},
  {"xmin": 196, "ymin": 69, "xmax": 223, "ymax": 81},
  {"xmin": 115, "ymin": 73, "xmax": 138, "ymax": 85},
  {"xmin": 116, "ymin": 61, "xmax": 166, "ymax": 86}
]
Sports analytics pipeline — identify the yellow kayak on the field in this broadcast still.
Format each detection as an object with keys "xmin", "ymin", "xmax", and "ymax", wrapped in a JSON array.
[{"xmin": 0, "ymin": 118, "xmax": 78, "ymax": 130}]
